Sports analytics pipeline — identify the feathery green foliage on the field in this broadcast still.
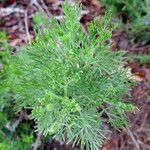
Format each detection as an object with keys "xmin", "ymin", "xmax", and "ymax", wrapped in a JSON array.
[
  {"xmin": 2, "ymin": 3, "xmax": 134, "ymax": 150},
  {"xmin": 128, "ymin": 54, "xmax": 150, "ymax": 65},
  {"xmin": 0, "ymin": 32, "xmax": 10, "ymax": 72},
  {"xmin": 0, "ymin": 32, "xmax": 12, "ymax": 111},
  {"xmin": 102, "ymin": 0, "xmax": 150, "ymax": 41},
  {"xmin": 0, "ymin": 32, "xmax": 34, "ymax": 150}
]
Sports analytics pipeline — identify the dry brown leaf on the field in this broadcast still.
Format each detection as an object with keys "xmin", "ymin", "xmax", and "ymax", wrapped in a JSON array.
[
  {"xmin": 130, "ymin": 75, "xmax": 145, "ymax": 82},
  {"xmin": 9, "ymin": 38, "xmax": 22, "ymax": 47}
]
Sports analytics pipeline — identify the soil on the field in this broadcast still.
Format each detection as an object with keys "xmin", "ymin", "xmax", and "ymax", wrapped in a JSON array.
[{"xmin": 0, "ymin": 0, "xmax": 150, "ymax": 150}]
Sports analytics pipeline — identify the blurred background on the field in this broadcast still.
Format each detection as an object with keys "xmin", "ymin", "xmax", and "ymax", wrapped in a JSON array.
[{"xmin": 0, "ymin": 0, "xmax": 150, "ymax": 150}]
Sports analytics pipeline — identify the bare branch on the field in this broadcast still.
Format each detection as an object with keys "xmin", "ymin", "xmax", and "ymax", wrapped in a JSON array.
[
  {"xmin": 0, "ymin": 7, "xmax": 25, "ymax": 17},
  {"xmin": 5, "ymin": 117, "xmax": 22, "ymax": 132},
  {"xmin": 40, "ymin": 0, "xmax": 52, "ymax": 18},
  {"xmin": 24, "ymin": 11, "xmax": 32, "ymax": 43},
  {"xmin": 126, "ymin": 127, "xmax": 140, "ymax": 150},
  {"xmin": 5, "ymin": 110, "xmax": 28, "ymax": 132},
  {"xmin": 32, "ymin": 131, "xmax": 43, "ymax": 150},
  {"xmin": 31, "ymin": 0, "xmax": 50, "ymax": 18}
]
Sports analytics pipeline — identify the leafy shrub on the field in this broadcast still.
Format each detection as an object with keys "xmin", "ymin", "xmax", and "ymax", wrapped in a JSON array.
[
  {"xmin": 0, "ymin": 32, "xmax": 12, "ymax": 111},
  {"xmin": 0, "ymin": 112, "xmax": 34, "ymax": 150},
  {"xmin": 102, "ymin": 0, "xmax": 150, "ymax": 41},
  {"xmin": 0, "ymin": 32, "xmax": 34, "ymax": 150},
  {"xmin": 1, "ymin": 3, "xmax": 134, "ymax": 150},
  {"xmin": 129, "ymin": 54, "xmax": 150, "ymax": 65},
  {"xmin": 0, "ymin": 32, "xmax": 10, "ymax": 71}
]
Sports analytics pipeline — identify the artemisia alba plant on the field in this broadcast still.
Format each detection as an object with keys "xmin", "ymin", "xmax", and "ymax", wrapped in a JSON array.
[{"xmin": 1, "ymin": 2, "xmax": 134, "ymax": 150}]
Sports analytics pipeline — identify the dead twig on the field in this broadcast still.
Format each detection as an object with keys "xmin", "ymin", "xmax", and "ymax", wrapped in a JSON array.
[
  {"xmin": 40, "ymin": 0, "xmax": 52, "ymax": 18},
  {"xmin": 31, "ymin": 0, "xmax": 50, "ymax": 18},
  {"xmin": 0, "ymin": 7, "xmax": 25, "ymax": 17},
  {"xmin": 126, "ymin": 127, "xmax": 140, "ymax": 150},
  {"xmin": 32, "ymin": 131, "xmax": 43, "ymax": 150},
  {"xmin": 24, "ymin": 11, "xmax": 31, "ymax": 43},
  {"xmin": 5, "ymin": 110, "xmax": 28, "ymax": 132},
  {"xmin": 31, "ymin": 0, "xmax": 46, "ymax": 14},
  {"xmin": 5, "ymin": 116, "xmax": 22, "ymax": 132},
  {"xmin": 137, "ymin": 140, "xmax": 150, "ymax": 149}
]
